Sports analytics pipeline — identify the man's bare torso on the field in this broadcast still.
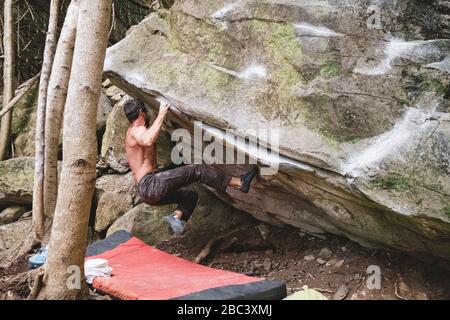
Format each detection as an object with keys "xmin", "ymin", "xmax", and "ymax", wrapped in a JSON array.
[{"xmin": 125, "ymin": 126, "xmax": 158, "ymax": 182}]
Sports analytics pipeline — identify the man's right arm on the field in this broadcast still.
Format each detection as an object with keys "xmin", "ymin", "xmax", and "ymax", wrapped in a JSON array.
[{"xmin": 132, "ymin": 103, "xmax": 170, "ymax": 147}]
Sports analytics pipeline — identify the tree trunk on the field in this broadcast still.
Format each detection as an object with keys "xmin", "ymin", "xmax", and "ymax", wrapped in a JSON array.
[
  {"xmin": 0, "ymin": 0, "xmax": 15, "ymax": 160},
  {"xmin": 43, "ymin": 0, "xmax": 80, "ymax": 229},
  {"xmin": 38, "ymin": 0, "xmax": 111, "ymax": 300},
  {"xmin": 32, "ymin": 0, "xmax": 61, "ymax": 243}
]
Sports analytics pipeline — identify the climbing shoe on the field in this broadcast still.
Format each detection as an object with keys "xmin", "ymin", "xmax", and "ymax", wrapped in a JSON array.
[
  {"xmin": 163, "ymin": 214, "xmax": 186, "ymax": 236},
  {"xmin": 28, "ymin": 246, "xmax": 48, "ymax": 270},
  {"xmin": 240, "ymin": 167, "xmax": 257, "ymax": 193}
]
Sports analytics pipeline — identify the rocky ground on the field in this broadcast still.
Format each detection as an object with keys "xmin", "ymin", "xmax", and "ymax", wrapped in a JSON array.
[
  {"xmin": 2, "ymin": 213, "xmax": 450, "ymax": 300},
  {"xmin": 156, "ymin": 222, "xmax": 450, "ymax": 300}
]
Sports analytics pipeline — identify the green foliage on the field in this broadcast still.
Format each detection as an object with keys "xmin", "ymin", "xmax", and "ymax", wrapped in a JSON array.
[{"xmin": 0, "ymin": 0, "xmax": 152, "ymax": 92}]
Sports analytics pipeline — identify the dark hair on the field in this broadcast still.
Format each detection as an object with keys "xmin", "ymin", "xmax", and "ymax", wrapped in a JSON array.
[{"xmin": 124, "ymin": 99, "xmax": 146, "ymax": 123}]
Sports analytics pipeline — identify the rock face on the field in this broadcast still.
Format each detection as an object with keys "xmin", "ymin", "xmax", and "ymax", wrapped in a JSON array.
[
  {"xmin": 0, "ymin": 219, "xmax": 32, "ymax": 252},
  {"xmin": 97, "ymin": 92, "xmax": 114, "ymax": 133},
  {"xmin": 0, "ymin": 206, "xmax": 28, "ymax": 225},
  {"xmin": 94, "ymin": 172, "xmax": 137, "ymax": 232},
  {"xmin": 107, "ymin": 185, "xmax": 255, "ymax": 244},
  {"xmin": 104, "ymin": 1, "xmax": 450, "ymax": 265},
  {"xmin": 0, "ymin": 157, "xmax": 34, "ymax": 206}
]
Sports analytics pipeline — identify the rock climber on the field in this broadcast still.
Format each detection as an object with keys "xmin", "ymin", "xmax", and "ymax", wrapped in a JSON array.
[{"xmin": 123, "ymin": 99, "xmax": 257, "ymax": 235}]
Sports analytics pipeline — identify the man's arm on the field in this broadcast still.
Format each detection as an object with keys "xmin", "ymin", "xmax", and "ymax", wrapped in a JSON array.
[{"xmin": 132, "ymin": 103, "xmax": 170, "ymax": 147}]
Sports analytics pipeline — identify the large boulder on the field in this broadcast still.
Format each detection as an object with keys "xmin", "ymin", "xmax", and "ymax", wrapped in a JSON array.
[
  {"xmin": 0, "ymin": 219, "xmax": 32, "ymax": 252},
  {"xmin": 0, "ymin": 206, "xmax": 28, "ymax": 225},
  {"xmin": 107, "ymin": 185, "xmax": 255, "ymax": 244},
  {"xmin": 97, "ymin": 92, "xmax": 114, "ymax": 132},
  {"xmin": 0, "ymin": 157, "xmax": 34, "ymax": 206},
  {"xmin": 106, "ymin": 203, "xmax": 170, "ymax": 242},
  {"xmin": 104, "ymin": 1, "xmax": 450, "ymax": 265},
  {"xmin": 93, "ymin": 172, "xmax": 137, "ymax": 232}
]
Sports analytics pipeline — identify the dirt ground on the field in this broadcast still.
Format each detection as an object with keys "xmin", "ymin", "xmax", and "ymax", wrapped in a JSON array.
[
  {"xmin": 2, "ymin": 222, "xmax": 450, "ymax": 300},
  {"xmin": 156, "ymin": 223, "xmax": 450, "ymax": 300}
]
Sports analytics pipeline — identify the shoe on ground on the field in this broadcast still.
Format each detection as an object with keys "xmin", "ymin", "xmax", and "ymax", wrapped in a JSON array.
[{"xmin": 28, "ymin": 246, "xmax": 48, "ymax": 270}]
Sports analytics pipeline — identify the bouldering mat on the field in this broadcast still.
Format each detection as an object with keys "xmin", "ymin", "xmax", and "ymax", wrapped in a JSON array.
[{"xmin": 86, "ymin": 231, "xmax": 286, "ymax": 300}]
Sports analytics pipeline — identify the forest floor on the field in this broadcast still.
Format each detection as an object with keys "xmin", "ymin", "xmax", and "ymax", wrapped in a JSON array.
[
  {"xmin": 2, "ymin": 223, "xmax": 450, "ymax": 300},
  {"xmin": 156, "ymin": 224, "xmax": 450, "ymax": 300}
]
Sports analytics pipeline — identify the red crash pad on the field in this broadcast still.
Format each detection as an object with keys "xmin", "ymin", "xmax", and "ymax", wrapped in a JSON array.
[{"xmin": 87, "ymin": 236, "xmax": 266, "ymax": 300}]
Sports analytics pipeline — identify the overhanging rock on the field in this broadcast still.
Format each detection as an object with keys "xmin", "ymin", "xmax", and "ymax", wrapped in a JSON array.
[{"xmin": 104, "ymin": 0, "xmax": 450, "ymax": 266}]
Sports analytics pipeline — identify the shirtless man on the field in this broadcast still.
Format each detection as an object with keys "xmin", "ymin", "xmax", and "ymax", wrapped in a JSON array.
[{"xmin": 124, "ymin": 99, "xmax": 257, "ymax": 235}]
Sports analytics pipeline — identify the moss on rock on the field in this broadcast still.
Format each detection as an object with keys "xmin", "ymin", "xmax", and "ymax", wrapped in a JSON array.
[
  {"xmin": 320, "ymin": 61, "xmax": 341, "ymax": 78},
  {"xmin": 373, "ymin": 174, "xmax": 412, "ymax": 192},
  {"xmin": 443, "ymin": 206, "xmax": 450, "ymax": 219}
]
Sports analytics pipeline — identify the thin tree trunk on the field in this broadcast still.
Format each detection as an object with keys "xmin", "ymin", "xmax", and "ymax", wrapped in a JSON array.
[
  {"xmin": 43, "ymin": 0, "xmax": 80, "ymax": 228},
  {"xmin": 38, "ymin": 0, "xmax": 111, "ymax": 299},
  {"xmin": 0, "ymin": 0, "xmax": 15, "ymax": 160},
  {"xmin": 32, "ymin": 0, "xmax": 61, "ymax": 243}
]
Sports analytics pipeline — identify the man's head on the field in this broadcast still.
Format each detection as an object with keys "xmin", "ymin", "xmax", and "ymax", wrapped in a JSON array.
[{"xmin": 124, "ymin": 99, "xmax": 150, "ymax": 126}]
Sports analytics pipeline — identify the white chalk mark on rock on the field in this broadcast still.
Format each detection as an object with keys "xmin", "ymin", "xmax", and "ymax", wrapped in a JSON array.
[
  {"xmin": 342, "ymin": 107, "xmax": 435, "ymax": 177},
  {"xmin": 293, "ymin": 23, "xmax": 344, "ymax": 38},
  {"xmin": 353, "ymin": 39, "xmax": 443, "ymax": 76},
  {"xmin": 211, "ymin": 2, "xmax": 240, "ymax": 21},
  {"xmin": 426, "ymin": 56, "xmax": 450, "ymax": 74},
  {"xmin": 203, "ymin": 62, "xmax": 267, "ymax": 80},
  {"xmin": 238, "ymin": 64, "xmax": 267, "ymax": 80}
]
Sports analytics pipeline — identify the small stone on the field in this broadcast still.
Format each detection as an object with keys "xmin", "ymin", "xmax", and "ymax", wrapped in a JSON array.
[
  {"xmin": 110, "ymin": 93, "xmax": 125, "ymax": 105},
  {"xmin": 316, "ymin": 258, "xmax": 326, "ymax": 265},
  {"xmin": 333, "ymin": 259, "xmax": 345, "ymax": 268},
  {"xmin": 102, "ymin": 79, "xmax": 112, "ymax": 88},
  {"xmin": 415, "ymin": 292, "xmax": 428, "ymax": 300},
  {"xmin": 398, "ymin": 281, "xmax": 410, "ymax": 296},
  {"xmin": 341, "ymin": 246, "xmax": 347, "ymax": 252},
  {"xmin": 325, "ymin": 258, "xmax": 339, "ymax": 267},
  {"xmin": 257, "ymin": 224, "xmax": 270, "ymax": 241},
  {"xmin": 263, "ymin": 258, "xmax": 272, "ymax": 272},
  {"xmin": 304, "ymin": 255, "xmax": 315, "ymax": 261},
  {"xmin": 319, "ymin": 247, "xmax": 333, "ymax": 259},
  {"xmin": 104, "ymin": 85, "xmax": 124, "ymax": 99}
]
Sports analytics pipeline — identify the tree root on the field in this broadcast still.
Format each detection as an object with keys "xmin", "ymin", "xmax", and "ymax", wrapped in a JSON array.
[
  {"xmin": 194, "ymin": 229, "xmax": 240, "ymax": 264},
  {"xmin": 0, "ymin": 268, "xmax": 42, "ymax": 299},
  {"xmin": 27, "ymin": 269, "xmax": 45, "ymax": 300},
  {"xmin": 394, "ymin": 281, "xmax": 409, "ymax": 300}
]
